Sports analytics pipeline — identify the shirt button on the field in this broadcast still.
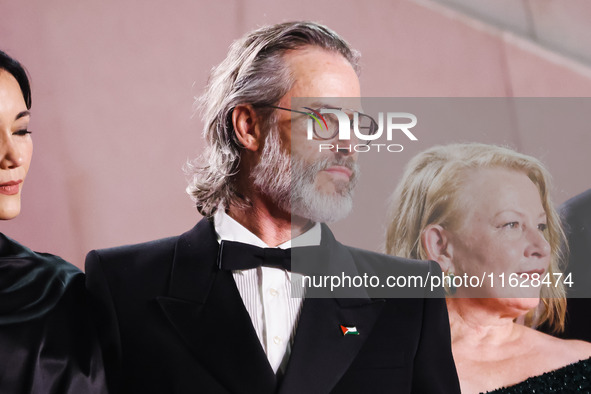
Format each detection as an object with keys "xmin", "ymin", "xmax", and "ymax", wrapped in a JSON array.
[
  {"xmin": 273, "ymin": 336, "xmax": 282, "ymax": 345},
  {"xmin": 269, "ymin": 288, "xmax": 279, "ymax": 297}
]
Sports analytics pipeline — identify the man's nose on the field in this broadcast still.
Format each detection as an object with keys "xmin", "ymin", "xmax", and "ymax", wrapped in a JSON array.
[{"xmin": 331, "ymin": 121, "xmax": 358, "ymax": 157}]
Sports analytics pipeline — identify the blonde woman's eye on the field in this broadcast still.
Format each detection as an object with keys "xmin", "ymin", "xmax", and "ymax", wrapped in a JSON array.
[
  {"xmin": 503, "ymin": 222, "xmax": 519, "ymax": 229},
  {"xmin": 538, "ymin": 223, "xmax": 547, "ymax": 231}
]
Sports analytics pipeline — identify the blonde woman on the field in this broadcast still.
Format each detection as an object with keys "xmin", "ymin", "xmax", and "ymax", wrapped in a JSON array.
[{"xmin": 386, "ymin": 143, "xmax": 591, "ymax": 393}]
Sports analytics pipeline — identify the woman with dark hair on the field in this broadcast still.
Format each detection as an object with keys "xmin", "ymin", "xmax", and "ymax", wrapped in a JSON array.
[{"xmin": 0, "ymin": 50, "xmax": 106, "ymax": 393}]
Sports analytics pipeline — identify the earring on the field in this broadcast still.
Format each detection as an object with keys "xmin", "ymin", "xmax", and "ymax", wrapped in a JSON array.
[{"xmin": 445, "ymin": 271, "xmax": 457, "ymax": 296}]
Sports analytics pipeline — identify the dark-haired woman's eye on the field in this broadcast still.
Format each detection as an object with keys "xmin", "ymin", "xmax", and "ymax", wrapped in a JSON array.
[{"xmin": 14, "ymin": 129, "xmax": 32, "ymax": 136}]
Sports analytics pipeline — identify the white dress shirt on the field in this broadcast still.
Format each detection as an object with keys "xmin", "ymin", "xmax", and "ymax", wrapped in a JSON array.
[{"xmin": 213, "ymin": 210, "xmax": 320, "ymax": 374}]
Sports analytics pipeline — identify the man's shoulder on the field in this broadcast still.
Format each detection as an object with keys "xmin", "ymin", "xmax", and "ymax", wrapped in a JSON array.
[
  {"xmin": 560, "ymin": 189, "xmax": 591, "ymax": 243},
  {"xmin": 85, "ymin": 235, "xmax": 181, "ymax": 282},
  {"xmin": 85, "ymin": 219, "xmax": 217, "ymax": 281},
  {"xmin": 89, "ymin": 235, "xmax": 180, "ymax": 261},
  {"xmin": 344, "ymin": 245, "xmax": 437, "ymax": 274},
  {"xmin": 341, "ymin": 245, "xmax": 445, "ymax": 299},
  {"xmin": 561, "ymin": 188, "xmax": 591, "ymax": 217},
  {"xmin": 86, "ymin": 219, "xmax": 213, "ymax": 267}
]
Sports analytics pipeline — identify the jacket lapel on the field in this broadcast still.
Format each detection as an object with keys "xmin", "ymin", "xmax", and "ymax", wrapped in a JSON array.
[
  {"xmin": 156, "ymin": 219, "xmax": 276, "ymax": 394},
  {"xmin": 279, "ymin": 225, "xmax": 385, "ymax": 394}
]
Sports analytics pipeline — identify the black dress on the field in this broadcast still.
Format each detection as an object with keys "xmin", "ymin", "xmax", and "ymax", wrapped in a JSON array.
[
  {"xmin": 485, "ymin": 357, "xmax": 591, "ymax": 393},
  {"xmin": 0, "ymin": 233, "xmax": 106, "ymax": 393}
]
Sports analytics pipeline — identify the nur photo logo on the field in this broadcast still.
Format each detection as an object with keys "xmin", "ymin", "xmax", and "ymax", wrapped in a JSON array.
[{"xmin": 305, "ymin": 107, "xmax": 418, "ymax": 153}]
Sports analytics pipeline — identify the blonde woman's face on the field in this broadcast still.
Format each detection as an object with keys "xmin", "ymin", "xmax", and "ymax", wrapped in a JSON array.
[
  {"xmin": 0, "ymin": 70, "xmax": 32, "ymax": 220},
  {"xmin": 447, "ymin": 168, "xmax": 550, "ymax": 310}
]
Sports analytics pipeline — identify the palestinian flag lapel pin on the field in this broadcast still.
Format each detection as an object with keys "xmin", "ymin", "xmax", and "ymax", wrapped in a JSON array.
[{"xmin": 340, "ymin": 325, "xmax": 359, "ymax": 336}]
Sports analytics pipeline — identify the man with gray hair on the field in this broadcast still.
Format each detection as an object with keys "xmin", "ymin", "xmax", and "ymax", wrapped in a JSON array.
[{"xmin": 86, "ymin": 21, "xmax": 460, "ymax": 393}]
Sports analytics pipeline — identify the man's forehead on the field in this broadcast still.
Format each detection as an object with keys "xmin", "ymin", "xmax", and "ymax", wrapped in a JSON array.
[
  {"xmin": 291, "ymin": 97, "xmax": 364, "ymax": 112},
  {"xmin": 279, "ymin": 46, "xmax": 361, "ymax": 109},
  {"xmin": 284, "ymin": 47, "xmax": 358, "ymax": 81}
]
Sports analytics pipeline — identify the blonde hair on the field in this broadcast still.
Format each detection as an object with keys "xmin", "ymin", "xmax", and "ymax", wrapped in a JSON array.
[{"xmin": 385, "ymin": 143, "xmax": 566, "ymax": 332}]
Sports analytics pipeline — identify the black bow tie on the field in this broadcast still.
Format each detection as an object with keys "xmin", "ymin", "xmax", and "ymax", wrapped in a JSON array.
[{"xmin": 217, "ymin": 240, "xmax": 292, "ymax": 271}]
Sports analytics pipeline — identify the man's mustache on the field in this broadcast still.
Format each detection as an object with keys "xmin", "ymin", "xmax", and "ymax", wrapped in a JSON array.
[{"xmin": 290, "ymin": 156, "xmax": 358, "ymax": 173}]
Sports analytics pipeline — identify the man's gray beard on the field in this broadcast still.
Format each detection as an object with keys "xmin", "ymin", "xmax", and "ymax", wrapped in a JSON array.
[{"xmin": 251, "ymin": 129, "xmax": 358, "ymax": 223}]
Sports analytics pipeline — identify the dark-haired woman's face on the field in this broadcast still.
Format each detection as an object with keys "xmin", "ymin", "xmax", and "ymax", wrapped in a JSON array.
[{"xmin": 0, "ymin": 70, "xmax": 33, "ymax": 220}]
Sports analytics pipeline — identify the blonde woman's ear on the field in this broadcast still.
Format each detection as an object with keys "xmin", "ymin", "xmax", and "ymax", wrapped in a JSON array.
[{"xmin": 421, "ymin": 224, "xmax": 455, "ymax": 273}]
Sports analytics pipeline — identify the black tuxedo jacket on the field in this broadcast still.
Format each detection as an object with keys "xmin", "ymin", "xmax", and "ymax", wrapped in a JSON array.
[
  {"xmin": 86, "ymin": 218, "xmax": 460, "ymax": 393},
  {"xmin": 558, "ymin": 188, "xmax": 591, "ymax": 342}
]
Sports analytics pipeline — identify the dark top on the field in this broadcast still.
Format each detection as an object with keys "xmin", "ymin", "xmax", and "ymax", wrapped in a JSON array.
[
  {"xmin": 0, "ymin": 233, "xmax": 106, "ymax": 393},
  {"xmin": 485, "ymin": 357, "xmax": 591, "ymax": 393},
  {"xmin": 85, "ymin": 218, "xmax": 460, "ymax": 393},
  {"xmin": 559, "ymin": 188, "xmax": 591, "ymax": 342}
]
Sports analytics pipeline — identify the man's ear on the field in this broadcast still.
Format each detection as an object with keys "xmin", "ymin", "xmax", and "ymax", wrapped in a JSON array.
[
  {"xmin": 421, "ymin": 224, "xmax": 455, "ymax": 273},
  {"xmin": 232, "ymin": 104, "xmax": 262, "ymax": 152}
]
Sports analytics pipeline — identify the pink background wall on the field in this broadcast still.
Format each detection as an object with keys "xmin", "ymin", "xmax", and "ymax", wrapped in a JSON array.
[{"xmin": 2, "ymin": 0, "xmax": 591, "ymax": 268}]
